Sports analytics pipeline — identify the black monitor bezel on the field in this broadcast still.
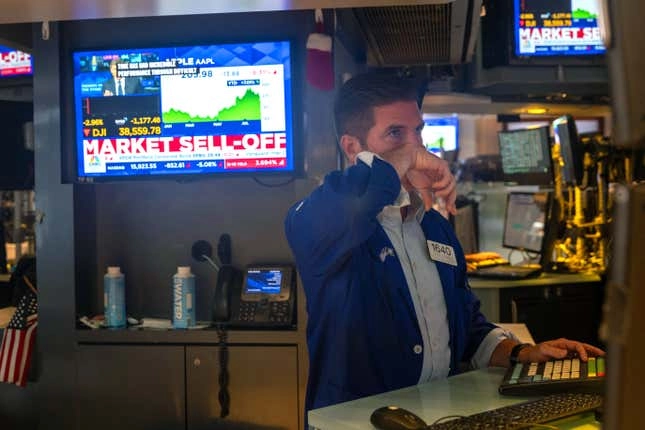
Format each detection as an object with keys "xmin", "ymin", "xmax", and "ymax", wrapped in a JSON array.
[
  {"xmin": 510, "ymin": 0, "xmax": 606, "ymax": 65},
  {"xmin": 553, "ymin": 114, "xmax": 584, "ymax": 187},
  {"xmin": 497, "ymin": 125, "xmax": 554, "ymax": 186},
  {"xmin": 480, "ymin": 0, "xmax": 606, "ymax": 68},
  {"xmin": 60, "ymin": 36, "xmax": 305, "ymax": 184}
]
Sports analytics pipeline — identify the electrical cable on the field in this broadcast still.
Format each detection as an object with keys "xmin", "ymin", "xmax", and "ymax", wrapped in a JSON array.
[
  {"xmin": 201, "ymin": 254, "xmax": 220, "ymax": 272},
  {"xmin": 430, "ymin": 415, "xmax": 466, "ymax": 425},
  {"xmin": 216, "ymin": 325, "xmax": 230, "ymax": 418},
  {"xmin": 252, "ymin": 176, "xmax": 296, "ymax": 187}
]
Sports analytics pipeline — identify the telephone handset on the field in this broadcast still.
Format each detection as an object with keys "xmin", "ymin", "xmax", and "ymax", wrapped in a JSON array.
[
  {"xmin": 212, "ymin": 265, "xmax": 237, "ymax": 323},
  {"xmin": 213, "ymin": 234, "xmax": 235, "ymax": 323},
  {"xmin": 191, "ymin": 235, "xmax": 237, "ymax": 324}
]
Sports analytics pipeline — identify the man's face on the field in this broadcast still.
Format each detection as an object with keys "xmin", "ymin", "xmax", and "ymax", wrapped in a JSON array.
[{"xmin": 343, "ymin": 100, "xmax": 424, "ymax": 164}]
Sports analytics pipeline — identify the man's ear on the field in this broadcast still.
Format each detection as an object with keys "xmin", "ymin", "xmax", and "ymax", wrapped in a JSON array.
[{"xmin": 339, "ymin": 134, "xmax": 363, "ymax": 165}]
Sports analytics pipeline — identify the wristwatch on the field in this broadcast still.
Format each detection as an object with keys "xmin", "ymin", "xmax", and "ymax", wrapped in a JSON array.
[{"xmin": 509, "ymin": 343, "xmax": 532, "ymax": 365}]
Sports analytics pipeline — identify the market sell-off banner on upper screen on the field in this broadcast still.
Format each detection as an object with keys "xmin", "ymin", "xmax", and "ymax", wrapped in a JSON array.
[{"xmin": 514, "ymin": 0, "xmax": 606, "ymax": 57}]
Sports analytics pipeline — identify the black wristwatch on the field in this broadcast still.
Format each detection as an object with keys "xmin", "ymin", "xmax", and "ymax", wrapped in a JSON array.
[{"xmin": 509, "ymin": 343, "xmax": 531, "ymax": 366}]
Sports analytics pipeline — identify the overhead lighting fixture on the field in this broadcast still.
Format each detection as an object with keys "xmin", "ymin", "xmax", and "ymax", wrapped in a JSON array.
[{"xmin": 526, "ymin": 107, "xmax": 548, "ymax": 115}]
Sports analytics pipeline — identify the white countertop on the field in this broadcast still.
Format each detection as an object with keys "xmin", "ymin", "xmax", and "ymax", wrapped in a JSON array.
[{"xmin": 308, "ymin": 368, "xmax": 536, "ymax": 430}]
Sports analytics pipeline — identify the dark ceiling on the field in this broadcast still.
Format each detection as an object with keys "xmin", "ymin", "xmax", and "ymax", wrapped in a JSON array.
[{"xmin": 0, "ymin": 1, "xmax": 610, "ymax": 112}]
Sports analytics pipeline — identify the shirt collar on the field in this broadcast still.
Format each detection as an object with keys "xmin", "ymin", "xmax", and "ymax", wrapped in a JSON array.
[{"xmin": 378, "ymin": 188, "xmax": 425, "ymax": 224}]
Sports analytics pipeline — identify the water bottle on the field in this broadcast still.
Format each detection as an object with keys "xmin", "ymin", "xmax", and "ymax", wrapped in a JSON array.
[
  {"xmin": 104, "ymin": 266, "xmax": 126, "ymax": 328},
  {"xmin": 172, "ymin": 266, "xmax": 195, "ymax": 329}
]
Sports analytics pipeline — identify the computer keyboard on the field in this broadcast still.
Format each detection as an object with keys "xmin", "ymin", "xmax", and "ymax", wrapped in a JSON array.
[
  {"xmin": 469, "ymin": 264, "xmax": 542, "ymax": 280},
  {"xmin": 499, "ymin": 357, "xmax": 606, "ymax": 396},
  {"xmin": 426, "ymin": 392, "xmax": 603, "ymax": 429}
]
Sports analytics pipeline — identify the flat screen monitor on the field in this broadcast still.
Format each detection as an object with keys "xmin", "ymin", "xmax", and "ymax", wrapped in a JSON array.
[
  {"xmin": 514, "ymin": 0, "xmax": 606, "ymax": 57},
  {"xmin": 497, "ymin": 126, "xmax": 554, "ymax": 186},
  {"xmin": 552, "ymin": 114, "xmax": 584, "ymax": 186},
  {"xmin": 503, "ymin": 191, "xmax": 551, "ymax": 254},
  {"xmin": 70, "ymin": 40, "xmax": 297, "ymax": 182},
  {"xmin": 421, "ymin": 116, "xmax": 458, "ymax": 159},
  {"xmin": 452, "ymin": 202, "xmax": 478, "ymax": 254},
  {"xmin": 0, "ymin": 45, "xmax": 32, "ymax": 78}
]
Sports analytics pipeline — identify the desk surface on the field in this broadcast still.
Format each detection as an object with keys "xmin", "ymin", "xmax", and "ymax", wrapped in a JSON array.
[
  {"xmin": 308, "ymin": 368, "xmax": 599, "ymax": 430},
  {"xmin": 468, "ymin": 272, "xmax": 601, "ymax": 289}
]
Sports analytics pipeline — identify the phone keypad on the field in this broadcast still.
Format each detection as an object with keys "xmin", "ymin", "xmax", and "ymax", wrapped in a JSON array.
[
  {"xmin": 237, "ymin": 301, "xmax": 291, "ymax": 324},
  {"xmin": 239, "ymin": 302, "xmax": 257, "ymax": 322},
  {"xmin": 269, "ymin": 301, "xmax": 291, "ymax": 323}
]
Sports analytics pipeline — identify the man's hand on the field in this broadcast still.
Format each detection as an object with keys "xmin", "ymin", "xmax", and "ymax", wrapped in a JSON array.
[
  {"xmin": 490, "ymin": 338, "xmax": 605, "ymax": 368},
  {"xmin": 380, "ymin": 145, "xmax": 457, "ymax": 214},
  {"xmin": 517, "ymin": 338, "xmax": 605, "ymax": 364},
  {"xmin": 406, "ymin": 147, "xmax": 457, "ymax": 214}
]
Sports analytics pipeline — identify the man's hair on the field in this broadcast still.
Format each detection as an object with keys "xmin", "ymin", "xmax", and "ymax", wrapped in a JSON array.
[{"xmin": 333, "ymin": 71, "xmax": 422, "ymax": 143}]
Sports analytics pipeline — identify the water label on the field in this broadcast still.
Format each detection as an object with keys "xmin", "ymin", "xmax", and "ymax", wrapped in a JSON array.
[{"xmin": 172, "ymin": 267, "xmax": 195, "ymax": 329}]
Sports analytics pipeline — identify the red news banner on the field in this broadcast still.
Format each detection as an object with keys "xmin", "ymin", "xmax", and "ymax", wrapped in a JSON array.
[{"xmin": 0, "ymin": 49, "xmax": 32, "ymax": 76}]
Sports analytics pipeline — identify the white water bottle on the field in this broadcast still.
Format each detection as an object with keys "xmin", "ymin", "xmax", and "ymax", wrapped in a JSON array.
[
  {"xmin": 172, "ymin": 266, "xmax": 195, "ymax": 329},
  {"xmin": 104, "ymin": 266, "xmax": 126, "ymax": 328}
]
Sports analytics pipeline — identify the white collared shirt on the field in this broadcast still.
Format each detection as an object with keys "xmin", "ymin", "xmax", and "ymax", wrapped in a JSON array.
[{"xmin": 357, "ymin": 151, "xmax": 514, "ymax": 382}]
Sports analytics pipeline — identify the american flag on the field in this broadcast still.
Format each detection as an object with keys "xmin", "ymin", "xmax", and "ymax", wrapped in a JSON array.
[{"xmin": 0, "ymin": 288, "xmax": 37, "ymax": 387}]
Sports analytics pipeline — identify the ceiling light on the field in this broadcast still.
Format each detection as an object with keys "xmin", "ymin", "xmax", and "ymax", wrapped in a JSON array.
[{"xmin": 526, "ymin": 107, "xmax": 548, "ymax": 115}]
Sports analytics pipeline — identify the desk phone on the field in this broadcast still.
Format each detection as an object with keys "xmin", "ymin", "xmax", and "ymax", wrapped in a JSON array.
[{"xmin": 228, "ymin": 266, "xmax": 295, "ymax": 329}]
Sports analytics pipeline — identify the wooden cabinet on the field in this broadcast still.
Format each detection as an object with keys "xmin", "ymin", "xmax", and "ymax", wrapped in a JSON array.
[
  {"xmin": 77, "ymin": 345, "xmax": 186, "ymax": 430},
  {"xmin": 186, "ymin": 345, "xmax": 299, "ymax": 430},
  {"xmin": 75, "ymin": 343, "xmax": 301, "ymax": 430}
]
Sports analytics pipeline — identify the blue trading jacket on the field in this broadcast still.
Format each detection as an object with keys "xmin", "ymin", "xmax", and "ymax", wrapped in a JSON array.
[{"xmin": 284, "ymin": 157, "xmax": 497, "ymax": 413}]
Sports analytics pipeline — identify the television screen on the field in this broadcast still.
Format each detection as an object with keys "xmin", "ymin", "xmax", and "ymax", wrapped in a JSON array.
[
  {"xmin": 0, "ymin": 45, "xmax": 32, "ymax": 77},
  {"xmin": 514, "ymin": 0, "xmax": 606, "ymax": 57},
  {"xmin": 497, "ymin": 126, "xmax": 554, "ymax": 186},
  {"xmin": 503, "ymin": 191, "xmax": 551, "ymax": 254},
  {"xmin": 71, "ymin": 40, "xmax": 296, "ymax": 181},
  {"xmin": 421, "ymin": 116, "xmax": 458, "ymax": 158}
]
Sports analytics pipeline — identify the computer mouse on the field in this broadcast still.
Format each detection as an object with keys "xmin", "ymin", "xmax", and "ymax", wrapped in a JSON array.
[{"xmin": 370, "ymin": 405, "xmax": 428, "ymax": 430}]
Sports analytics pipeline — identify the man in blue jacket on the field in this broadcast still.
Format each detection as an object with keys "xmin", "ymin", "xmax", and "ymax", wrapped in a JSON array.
[{"xmin": 284, "ymin": 71, "xmax": 604, "ymax": 415}]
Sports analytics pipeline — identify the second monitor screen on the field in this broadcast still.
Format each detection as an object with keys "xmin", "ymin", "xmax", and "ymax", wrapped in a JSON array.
[
  {"xmin": 503, "ymin": 191, "xmax": 550, "ymax": 254},
  {"xmin": 498, "ymin": 126, "xmax": 553, "ymax": 186}
]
